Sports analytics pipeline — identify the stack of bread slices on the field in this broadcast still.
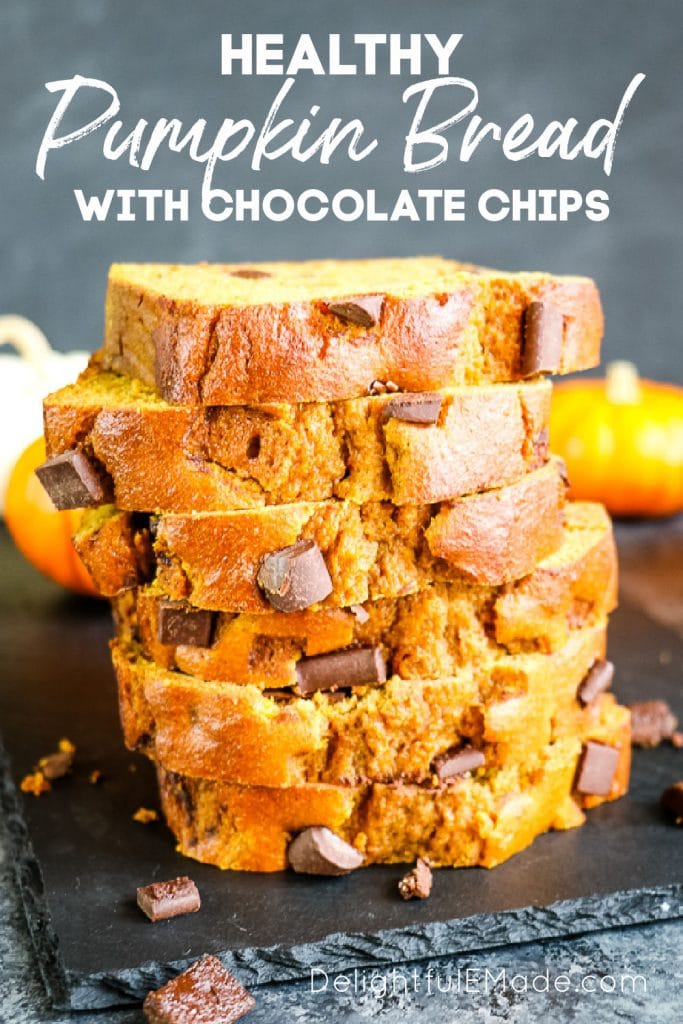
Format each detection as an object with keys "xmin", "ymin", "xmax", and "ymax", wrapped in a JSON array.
[{"xmin": 37, "ymin": 258, "xmax": 630, "ymax": 873}]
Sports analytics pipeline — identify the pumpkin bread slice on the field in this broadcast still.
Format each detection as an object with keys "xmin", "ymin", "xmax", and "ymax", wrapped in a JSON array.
[
  {"xmin": 113, "ymin": 620, "xmax": 609, "ymax": 788},
  {"xmin": 73, "ymin": 460, "xmax": 567, "ymax": 611},
  {"xmin": 102, "ymin": 258, "xmax": 603, "ymax": 405},
  {"xmin": 44, "ymin": 368, "xmax": 551, "ymax": 512},
  {"xmin": 154, "ymin": 695, "xmax": 630, "ymax": 871},
  {"xmin": 113, "ymin": 501, "xmax": 616, "ymax": 687}
]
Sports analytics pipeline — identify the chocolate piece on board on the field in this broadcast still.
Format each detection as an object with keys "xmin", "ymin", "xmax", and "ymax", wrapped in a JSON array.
[
  {"xmin": 327, "ymin": 294, "xmax": 384, "ymax": 327},
  {"xmin": 143, "ymin": 954, "xmax": 254, "ymax": 1023},
  {"xmin": 158, "ymin": 601, "xmax": 215, "ymax": 647},
  {"xmin": 660, "ymin": 782, "xmax": 683, "ymax": 825},
  {"xmin": 521, "ymin": 302, "xmax": 564, "ymax": 376},
  {"xmin": 432, "ymin": 745, "xmax": 485, "ymax": 783},
  {"xmin": 257, "ymin": 540, "xmax": 333, "ymax": 611},
  {"xmin": 383, "ymin": 393, "xmax": 443, "ymax": 425},
  {"xmin": 398, "ymin": 858, "xmax": 433, "ymax": 900},
  {"xmin": 295, "ymin": 646, "xmax": 387, "ymax": 695},
  {"xmin": 288, "ymin": 826, "xmax": 363, "ymax": 875},
  {"xmin": 629, "ymin": 700, "xmax": 678, "ymax": 747},
  {"xmin": 38, "ymin": 750, "xmax": 74, "ymax": 780},
  {"xmin": 577, "ymin": 659, "xmax": 614, "ymax": 706},
  {"xmin": 35, "ymin": 449, "xmax": 110, "ymax": 509},
  {"xmin": 574, "ymin": 741, "xmax": 619, "ymax": 796},
  {"xmin": 136, "ymin": 876, "xmax": 201, "ymax": 922}
]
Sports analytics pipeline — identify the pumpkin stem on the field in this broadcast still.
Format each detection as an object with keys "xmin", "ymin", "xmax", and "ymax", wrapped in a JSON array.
[{"xmin": 606, "ymin": 360, "xmax": 641, "ymax": 404}]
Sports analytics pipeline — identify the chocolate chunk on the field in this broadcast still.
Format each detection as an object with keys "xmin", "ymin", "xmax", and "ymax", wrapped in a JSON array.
[
  {"xmin": 257, "ymin": 539, "xmax": 333, "ymax": 612},
  {"xmin": 383, "ymin": 393, "xmax": 443, "ymax": 425},
  {"xmin": 295, "ymin": 646, "xmax": 386, "ymax": 696},
  {"xmin": 38, "ymin": 750, "xmax": 74, "ymax": 781},
  {"xmin": 660, "ymin": 782, "xmax": 683, "ymax": 825},
  {"xmin": 229, "ymin": 268, "xmax": 271, "ymax": 279},
  {"xmin": 143, "ymin": 954, "xmax": 254, "ymax": 1024},
  {"xmin": 629, "ymin": 700, "xmax": 678, "ymax": 747},
  {"xmin": 157, "ymin": 601, "xmax": 215, "ymax": 647},
  {"xmin": 398, "ymin": 858, "xmax": 433, "ymax": 900},
  {"xmin": 325, "ymin": 689, "xmax": 351, "ymax": 703},
  {"xmin": 577, "ymin": 659, "xmax": 614, "ymax": 706},
  {"xmin": 263, "ymin": 689, "xmax": 292, "ymax": 702},
  {"xmin": 288, "ymin": 826, "xmax": 363, "ymax": 876},
  {"xmin": 328, "ymin": 294, "xmax": 383, "ymax": 327},
  {"xmin": 574, "ymin": 741, "xmax": 619, "ymax": 796},
  {"xmin": 521, "ymin": 302, "xmax": 564, "ymax": 377},
  {"xmin": 35, "ymin": 449, "xmax": 110, "ymax": 510},
  {"xmin": 432, "ymin": 745, "xmax": 485, "ymax": 783},
  {"xmin": 136, "ymin": 876, "xmax": 201, "ymax": 922},
  {"xmin": 37, "ymin": 738, "xmax": 75, "ymax": 780}
]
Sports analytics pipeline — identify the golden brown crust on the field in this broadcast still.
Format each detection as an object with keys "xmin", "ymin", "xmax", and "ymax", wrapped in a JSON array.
[
  {"xmin": 115, "ymin": 501, "xmax": 616, "ymax": 685},
  {"xmin": 72, "ymin": 507, "xmax": 151, "ymax": 594},
  {"xmin": 44, "ymin": 369, "xmax": 551, "ymax": 512},
  {"xmin": 155, "ymin": 700, "xmax": 630, "ymax": 871},
  {"xmin": 113, "ymin": 622, "xmax": 609, "ymax": 787},
  {"xmin": 101, "ymin": 260, "xmax": 603, "ymax": 405},
  {"xmin": 74, "ymin": 462, "xmax": 567, "ymax": 609}
]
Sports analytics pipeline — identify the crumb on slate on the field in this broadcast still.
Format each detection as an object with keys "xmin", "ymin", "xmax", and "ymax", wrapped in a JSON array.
[
  {"xmin": 398, "ymin": 857, "xmax": 433, "ymax": 900},
  {"xmin": 20, "ymin": 771, "xmax": 51, "ymax": 797},
  {"xmin": 133, "ymin": 807, "xmax": 159, "ymax": 824},
  {"xmin": 21, "ymin": 738, "xmax": 77, "ymax": 795}
]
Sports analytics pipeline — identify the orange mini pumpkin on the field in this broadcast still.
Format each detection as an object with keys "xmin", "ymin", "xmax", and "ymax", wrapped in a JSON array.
[
  {"xmin": 551, "ymin": 361, "xmax": 683, "ymax": 518},
  {"xmin": 4, "ymin": 437, "xmax": 99, "ymax": 595}
]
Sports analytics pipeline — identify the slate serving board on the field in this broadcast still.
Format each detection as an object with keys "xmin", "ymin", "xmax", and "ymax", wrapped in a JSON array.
[{"xmin": 0, "ymin": 527, "xmax": 681, "ymax": 1011}]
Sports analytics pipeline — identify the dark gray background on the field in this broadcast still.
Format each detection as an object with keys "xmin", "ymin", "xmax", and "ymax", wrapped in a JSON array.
[{"xmin": 1, "ymin": 0, "xmax": 681, "ymax": 378}]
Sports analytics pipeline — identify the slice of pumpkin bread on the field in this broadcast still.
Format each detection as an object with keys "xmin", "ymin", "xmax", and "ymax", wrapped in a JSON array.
[
  {"xmin": 154, "ymin": 696, "xmax": 630, "ymax": 871},
  {"xmin": 73, "ymin": 460, "xmax": 567, "ymax": 610},
  {"xmin": 44, "ymin": 368, "xmax": 551, "ymax": 512},
  {"xmin": 113, "ymin": 620, "xmax": 609, "ymax": 788},
  {"xmin": 102, "ymin": 258, "xmax": 603, "ymax": 404},
  {"xmin": 113, "ymin": 501, "xmax": 616, "ymax": 687}
]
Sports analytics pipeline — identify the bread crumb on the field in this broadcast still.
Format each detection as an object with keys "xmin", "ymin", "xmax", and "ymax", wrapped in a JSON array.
[
  {"xmin": 133, "ymin": 807, "xmax": 159, "ymax": 824},
  {"xmin": 20, "ymin": 772, "xmax": 51, "ymax": 797},
  {"xmin": 398, "ymin": 857, "xmax": 433, "ymax": 900}
]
